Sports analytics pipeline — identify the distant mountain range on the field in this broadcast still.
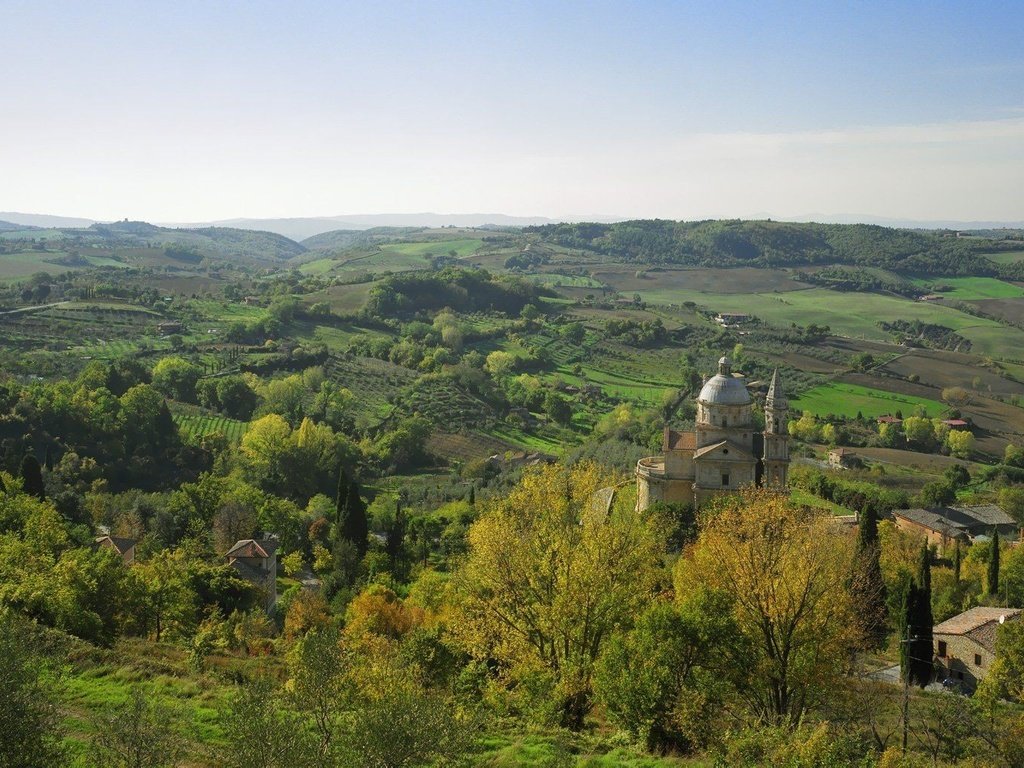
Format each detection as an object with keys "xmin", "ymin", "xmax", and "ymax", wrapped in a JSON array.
[
  {"xmin": 774, "ymin": 213, "xmax": 1024, "ymax": 230},
  {"xmin": 0, "ymin": 212, "xmax": 98, "ymax": 229},
  {"xmin": 158, "ymin": 213, "xmax": 626, "ymax": 240},
  {"xmin": 1, "ymin": 210, "xmax": 1022, "ymax": 240}
]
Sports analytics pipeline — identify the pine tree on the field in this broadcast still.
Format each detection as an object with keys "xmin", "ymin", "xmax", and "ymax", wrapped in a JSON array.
[
  {"xmin": 334, "ymin": 469, "xmax": 368, "ymax": 559},
  {"xmin": 19, "ymin": 454, "xmax": 45, "ymax": 500},
  {"xmin": 989, "ymin": 528, "xmax": 1000, "ymax": 597}
]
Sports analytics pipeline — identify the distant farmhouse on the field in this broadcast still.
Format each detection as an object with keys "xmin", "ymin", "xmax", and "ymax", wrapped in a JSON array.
[
  {"xmin": 893, "ymin": 504, "xmax": 1018, "ymax": 552},
  {"xmin": 637, "ymin": 357, "xmax": 789, "ymax": 510},
  {"xmin": 715, "ymin": 312, "xmax": 751, "ymax": 326},
  {"xmin": 827, "ymin": 447, "xmax": 862, "ymax": 470},
  {"xmin": 156, "ymin": 320, "xmax": 183, "ymax": 335},
  {"xmin": 934, "ymin": 607, "xmax": 1022, "ymax": 689},
  {"xmin": 225, "ymin": 536, "xmax": 279, "ymax": 613}
]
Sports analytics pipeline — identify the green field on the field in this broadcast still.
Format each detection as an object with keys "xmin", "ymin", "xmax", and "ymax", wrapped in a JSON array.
[
  {"xmin": 907, "ymin": 275, "xmax": 1024, "ymax": 299},
  {"xmin": 985, "ymin": 250, "xmax": 1024, "ymax": 265},
  {"xmin": 789, "ymin": 487, "xmax": 856, "ymax": 516},
  {"xmin": 382, "ymin": 238, "xmax": 483, "ymax": 258},
  {"xmin": 790, "ymin": 382, "xmax": 945, "ymax": 419},
  {"xmin": 630, "ymin": 285, "xmax": 1024, "ymax": 359},
  {"xmin": 299, "ymin": 322, "xmax": 392, "ymax": 351},
  {"xmin": 189, "ymin": 299, "xmax": 267, "ymax": 321},
  {"xmin": 297, "ymin": 257, "xmax": 338, "ymax": 275},
  {"xmin": 300, "ymin": 282, "xmax": 375, "ymax": 313}
]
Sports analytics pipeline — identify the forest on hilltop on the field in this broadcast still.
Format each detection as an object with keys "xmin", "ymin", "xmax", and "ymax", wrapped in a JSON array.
[{"xmin": 527, "ymin": 219, "xmax": 1021, "ymax": 275}]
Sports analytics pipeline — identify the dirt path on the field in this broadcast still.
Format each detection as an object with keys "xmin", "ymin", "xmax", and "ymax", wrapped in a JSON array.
[{"xmin": 0, "ymin": 300, "xmax": 69, "ymax": 316}]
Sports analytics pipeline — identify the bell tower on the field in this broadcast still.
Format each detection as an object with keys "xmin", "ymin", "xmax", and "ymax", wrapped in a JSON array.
[{"xmin": 762, "ymin": 369, "xmax": 790, "ymax": 487}]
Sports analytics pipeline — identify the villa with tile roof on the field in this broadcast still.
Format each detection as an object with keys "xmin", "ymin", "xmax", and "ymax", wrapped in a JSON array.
[{"xmin": 225, "ymin": 536, "xmax": 279, "ymax": 613}]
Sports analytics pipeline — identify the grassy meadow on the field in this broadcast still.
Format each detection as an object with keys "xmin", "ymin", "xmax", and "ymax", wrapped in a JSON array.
[
  {"xmin": 907, "ymin": 275, "xmax": 1024, "ymax": 299},
  {"xmin": 790, "ymin": 382, "xmax": 946, "ymax": 419}
]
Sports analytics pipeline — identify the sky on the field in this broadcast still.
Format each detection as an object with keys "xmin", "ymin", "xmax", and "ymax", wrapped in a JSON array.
[{"xmin": 2, "ymin": 0, "xmax": 1023, "ymax": 223}]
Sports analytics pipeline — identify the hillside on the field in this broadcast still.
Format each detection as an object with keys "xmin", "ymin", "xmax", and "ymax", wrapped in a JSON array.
[
  {"xmin": 301, "ymin": 227, "xmax": 421, "ymax": 252},
  {"xmin": 527, "ymin": 219, "xmax": 1021, "ymax": 276},
  {"xmin": 0, "ymin": 220, "xmax": 307, "ymax": 264}
]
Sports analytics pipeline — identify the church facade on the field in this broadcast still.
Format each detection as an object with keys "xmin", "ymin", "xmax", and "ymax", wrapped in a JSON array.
[{"xmin": 636, "ymin": 356, "xmax": 789, "ymax": 510}]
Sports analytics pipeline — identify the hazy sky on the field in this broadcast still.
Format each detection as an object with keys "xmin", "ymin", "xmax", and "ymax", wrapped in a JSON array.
[{"xmin": 3, "ymin": 1, "xmax": 1023, "ymax": 222}]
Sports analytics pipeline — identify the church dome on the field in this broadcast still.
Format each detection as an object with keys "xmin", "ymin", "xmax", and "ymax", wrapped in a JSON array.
[{"xmin": 697, "ymin": 356, "xmax": 752, "ymax": 405}]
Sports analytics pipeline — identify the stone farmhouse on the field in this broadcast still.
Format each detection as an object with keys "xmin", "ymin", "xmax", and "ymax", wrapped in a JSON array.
[
  {"xmin": 828, "ymin": 447, "xmax": 862, "ymax": 470},
  {"xmin": 934, "ymin": 607, "xmax": 1022, "ymax": 689},
  {"xmin": 225, "ymin": 536, "xmax": 279, "ymax": 613},
  {"xmin": 893, "ymin": 504, "xmax": 1018, "ymax": 553},
  {"xmin": 637, "ymin": 357, "xmax": 789, "ymax": 510}
]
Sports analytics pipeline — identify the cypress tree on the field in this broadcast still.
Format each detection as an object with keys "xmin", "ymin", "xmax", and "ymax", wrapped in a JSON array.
[
  {"xmin": 19, "ymin": 455, "xmax": 45, "ymax": 500},
  {"xmin": 908, "ymin": 543, "xmax": 934, "ymax": 689},
  {"xmin": 917, "ymin": 541, "xmax": 932, "ymax": 597},
  {"xmin": 858, "ymin": 504, "xmax": 879, "ymax": 550},
  {"xmin": 335, "ymin": 470, "xmax": 368, "ymax": 559},
  {"xmin": 953, "ymin": 539, "xmax": 961, "ymax": 583},
  {"xmin": 898, "ymin": 575, "xmax": 913, "ymax": 681},
  {"xmin": 468, "ymin": 485, "xmax": 475, "ymax": 507},
  {"xmin": 900, "ymin": 580, "xmax": 933, "ymax": 688},
  {"xmin": 989, "ymin": 529, "xmax": 1001, "ymax": 597},
  {"xmin": 385, "ymin": 499, "xmax": 406, "ymax": 572},
  {"xmin": 853, "ymin": 505, "xmax": 887, "ymax": 646}
]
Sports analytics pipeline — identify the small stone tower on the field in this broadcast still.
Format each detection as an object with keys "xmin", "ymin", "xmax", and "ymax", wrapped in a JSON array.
[{"xmin": 762, "ymin": 368, "xmax": 789, "ymax": 487}]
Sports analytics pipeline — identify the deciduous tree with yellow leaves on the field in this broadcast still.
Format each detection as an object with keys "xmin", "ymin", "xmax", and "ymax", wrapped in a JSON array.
[
  {"xmin": 454, "ymin": 461, "xmax": 665, "ymax": 729},
  {"xmin": 675, "ymin": 489, "xmax": 860, "ymax": 726}
]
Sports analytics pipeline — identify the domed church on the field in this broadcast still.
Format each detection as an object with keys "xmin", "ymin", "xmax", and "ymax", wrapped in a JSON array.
[{"xmin": 636, "ymin": 356, "xmax": 789, "ymax": 510}]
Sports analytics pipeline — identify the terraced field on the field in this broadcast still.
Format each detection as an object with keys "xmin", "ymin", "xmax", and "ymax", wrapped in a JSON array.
[
  {"xmin": 394, "ymin": 375, "xmax": 498, "ymax": 430},
  {"xmin": 426, "ymin": 430, "xmax": 518, "ymax": 462},
  {"xmin": 528, "ymin": 273, "xmax": 606, "ymax": 289},
  {"xmin": 533, "ymin": 337, "xmax": 681, "ymax": 405},
  {"xmin": 173, "ymin": 412, "xmax": 250, "ymax": 443},
  {"xmin": 485, "ymin": 423, "xmax": 565, "ymax": 453},
  {"xmin": 326, "ymin": 355, "xmax": 417, "ymax": 426}
]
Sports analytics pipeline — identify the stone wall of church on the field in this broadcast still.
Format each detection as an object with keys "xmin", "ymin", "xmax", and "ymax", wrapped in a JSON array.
[
  {"xmin": 664, "ymin": 448, "xmax": 694, "ymax": 478},
  {"xmin": 695, "ymin": 462, "xmax": 755, "ymax": 490}
]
